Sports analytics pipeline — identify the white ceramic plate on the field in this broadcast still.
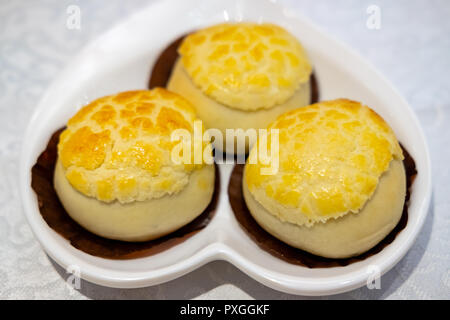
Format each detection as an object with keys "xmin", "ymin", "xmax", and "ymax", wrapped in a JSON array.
[{"xmin": 20, "ymin": 0, "xmax": 431, "ymax": 296}]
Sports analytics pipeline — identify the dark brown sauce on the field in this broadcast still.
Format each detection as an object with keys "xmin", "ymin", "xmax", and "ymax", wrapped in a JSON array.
[
  {"xmin": 148, "ymin": 34, "xmax": 320, "ymax": 104},
  {"xmin": 149, "ymin": 35, "xmax": 187, "ymax": 89},
  {"xmin": 31, "ymin": 128, "xmax": 220, "ymax": 260},
  {"xmin": 228, "ymin": 146, "xmax": 416, "ymax": 268}
]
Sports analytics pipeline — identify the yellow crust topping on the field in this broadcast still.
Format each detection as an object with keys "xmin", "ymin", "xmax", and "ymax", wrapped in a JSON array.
[
  {"xmin": 58, "ymin": 88, "xmax": 210, "ymax": 203},
  {"xmin": 245, "ymin": 99, "xmax": 404, "ymax": 226},
  {"xmin": 179, "ymin": 23, "xmax": 312, "ymax": 111}
]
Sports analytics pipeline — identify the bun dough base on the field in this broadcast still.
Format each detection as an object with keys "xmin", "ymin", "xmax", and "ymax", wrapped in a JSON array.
[
  {"xmin": 243, "ymin": 159, "xmax": 406, "ymax": 258},
  {"xmin": 167, "ymin": 59, "xmax": 311, "ymax": 153},
  {"xmin": 54, "ymin": 159, "xmax": 215, "ymax": 242}
]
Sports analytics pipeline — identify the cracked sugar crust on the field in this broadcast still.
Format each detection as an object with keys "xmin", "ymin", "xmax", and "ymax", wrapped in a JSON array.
[
  {"xmin": 245, "ymin": 99, "xmax": 404, "ymax": 227},
  {"xmin": 57, "ymin": 88, "xmax": 211, "ymax": 203},
  {"xmin": 179, "ymin": 23, "xmax": 312, "ymax": 111}
]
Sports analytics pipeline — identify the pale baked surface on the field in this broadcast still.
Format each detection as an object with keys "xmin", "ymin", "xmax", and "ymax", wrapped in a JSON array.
[
  {"xmin": 245, "ymin": 99, "xmax": 404, "ymax": 226},
  {"xmin": 167, "ymin": 59, "xmax": 311, "ymax": 153},
  {"xmin": 57, "ymin": 88, "xmax": 210, "ymax": 203},
  {"xmin": 179, "ymin": 23, "xmax": 312, "ymax": 111},
  {"xmin": 54, "ymin": 158, "xmax": 215, "ymax": 242},
  {"xmin": 243, "ymin": 159, "xmax": 406, "ymax": 258}
]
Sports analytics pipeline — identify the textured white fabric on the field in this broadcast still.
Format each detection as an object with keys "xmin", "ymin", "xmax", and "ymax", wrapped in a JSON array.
[{"xmin": 0, "ymin": 0, "xmax": 449, "ymax": 299}]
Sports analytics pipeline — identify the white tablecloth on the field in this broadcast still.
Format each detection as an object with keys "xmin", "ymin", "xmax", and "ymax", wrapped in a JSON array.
[{"xmin": 1, "ymin": 0, "xmax": 448, "ymax": 299}]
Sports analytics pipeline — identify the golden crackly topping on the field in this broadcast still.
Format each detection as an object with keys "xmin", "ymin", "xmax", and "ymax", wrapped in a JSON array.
[
  {"xmin": 245, "ymin": 99, "xmax": 404, "ymax": 226},
  {"xmin": 58, "ymin": 88, "xmax": 211, "ymax": 203},
  {"xmin": 179, "ymin": 23, "xmax": 312, "ymax": 111}
]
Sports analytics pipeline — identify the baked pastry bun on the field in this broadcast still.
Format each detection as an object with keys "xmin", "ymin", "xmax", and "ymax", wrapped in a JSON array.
[
  {"xmin": 167, "ymin": 23, "xmax": 312, "ymax": 153},
  {"xmin": 54, "ymin": 88, "xmax": 215, "ymax": 242},
  {"xmin": 243, "ymin": 99, "xmax": 406, "ymax": 258}
]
